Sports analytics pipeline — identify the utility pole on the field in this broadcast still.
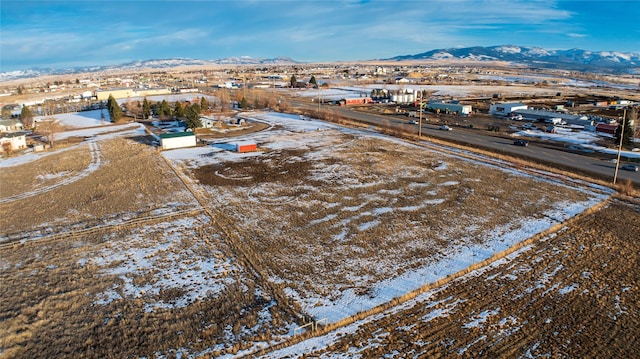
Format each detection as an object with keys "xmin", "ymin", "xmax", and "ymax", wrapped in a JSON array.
[
  {"xmin": 613, "ymin": 107, "xmax": 627, "ymax": 185},
  {"xmin": 243, "ymin": 71, "xmax": 246, "ymax": 100},
  {"xmin": 418, "ymin": 98, "xmax": 423, "ymax": 138}
]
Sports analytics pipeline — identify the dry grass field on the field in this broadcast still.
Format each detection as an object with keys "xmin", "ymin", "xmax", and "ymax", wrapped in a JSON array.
[
  {"xmin": 0, "ymin": 137, "xmax": 197, "ymax": 241},
  {"xmin": 0, "ymin": 112, "xmax": 627, "ymax": 358},
  {"xmin": 269, "ymin": 200, "xmax": 640, "ymax": 358},
  {"xmin": 0, "ymin": 214, "xmax": 297, "ymax": 358},
  {"xmin": 183, "ymin": 120, "xmax": 604, "ymax": 319},
  {"xmin": 0, "ymin": 135, "xmax": 298, "ymax": 358}
]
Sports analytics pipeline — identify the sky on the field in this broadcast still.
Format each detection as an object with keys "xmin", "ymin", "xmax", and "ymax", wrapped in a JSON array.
[{"xmin": 1, "ymin": 0, "xmax": 639, "ymax": 72}]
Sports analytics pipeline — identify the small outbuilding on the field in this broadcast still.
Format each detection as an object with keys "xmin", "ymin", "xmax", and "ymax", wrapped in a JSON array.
[
  {"xmin": 199, "ymin": 116, "xmax": 217, "ymax": 129},
  {"xmin": 595, "ymin": 123, "xmax": 618, "ymax": 135},
  {"xmin": 159, "ymin": 132, "xmax": 196, "ymax": 150},
  {"xmin": 234, "ymin": 141, "xmax": 257, "ymax": 153}
]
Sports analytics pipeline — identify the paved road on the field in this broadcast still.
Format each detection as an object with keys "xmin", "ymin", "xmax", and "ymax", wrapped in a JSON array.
[{"xmin": 293, "ymin": 100, "xmax": 640, "ymax": 185}]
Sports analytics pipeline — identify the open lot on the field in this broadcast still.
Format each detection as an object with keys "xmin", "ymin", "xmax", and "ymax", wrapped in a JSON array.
[
  {"xmin": 264, "ymin": 199, "xmax": 640, "ymax": 358},
  {"xmin": 0, "ymin": 110, "xmax": 630, "ymax": 358}
]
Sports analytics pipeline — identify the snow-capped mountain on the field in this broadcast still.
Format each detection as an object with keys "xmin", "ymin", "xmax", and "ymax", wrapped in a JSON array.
[
  {"xmin": 0, "ymin": 57, "xmax": 299, "ymax": 82},
  {"xmin": 388, "ymin": 45, "xmax": 640, "ymax": 73}
]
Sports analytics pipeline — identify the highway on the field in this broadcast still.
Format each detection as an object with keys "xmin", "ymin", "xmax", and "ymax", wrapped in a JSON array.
[{"xmin": 292, "ymin": 100, "xmax": 640, "ymax": 185}]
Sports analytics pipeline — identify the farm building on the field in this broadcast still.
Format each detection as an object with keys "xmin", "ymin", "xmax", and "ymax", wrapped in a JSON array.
[
  {"xmin": 489, "ymin": 102, "xmax": 528, "ymax": 116},
  {"xmin": 0, "ymin": 132, "xmax": 27, "ymax": 152},
  {"xmin": 426, "ymin": 101, "xmax": 472, "ymax": 115},
  {"xmin": 234, "ymin": 141, "xmax": 257, "ymax": 153},
  {"xmin": 391, "ymin": 90, "xmax": 416, "ymax": 104},
  {"xmin": 159, "ymin": 132, "xmax": 196, "ymax": 150}
]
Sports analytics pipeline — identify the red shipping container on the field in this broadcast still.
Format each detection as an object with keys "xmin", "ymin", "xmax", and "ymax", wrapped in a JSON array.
[{"xmin": 236, "ymin": 142, "xmax": 257, "ymax": 153}]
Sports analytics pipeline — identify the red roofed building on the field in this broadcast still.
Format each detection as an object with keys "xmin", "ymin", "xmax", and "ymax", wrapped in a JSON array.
[{"xmin": 596, "ymin": 123, "xmax": 617, "ymax": 135}]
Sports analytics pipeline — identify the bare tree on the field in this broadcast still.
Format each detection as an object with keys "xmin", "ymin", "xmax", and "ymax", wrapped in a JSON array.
[
  {"xmin": 2, "ymin": 142, "xmax": 13, "ymax": 155},
  {"xmin": 20, "ymin": 106, "xmax": 34, "ymax": 129},
  {"xmin": 36, "ymin": 118, "xmax": 63, "ymax": 149},
  {"xmin": 218, "ymin": 89, "xmax": 230, "ymax": 113}
]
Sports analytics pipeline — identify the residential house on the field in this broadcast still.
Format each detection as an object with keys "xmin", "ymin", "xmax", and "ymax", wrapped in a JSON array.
[
  {"xmin": 0, "ymin": 132, "xmax": 27, "ymax": 152},
  {"xmin": 0, "ymin": 119, "xmax": 24, "ymax": 133}
]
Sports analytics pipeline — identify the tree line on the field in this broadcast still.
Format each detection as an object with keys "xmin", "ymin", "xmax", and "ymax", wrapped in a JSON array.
[{"xmin": 107, "ymin": 95, "xmax": 210, "ymax": 129}]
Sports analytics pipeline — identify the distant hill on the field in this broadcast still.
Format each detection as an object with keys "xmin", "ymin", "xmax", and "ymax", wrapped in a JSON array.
[
  {"xmin": 387, "ymin": 45, "xmax": 640, "ymax": 73},
  {"xmin": 0, "ymin": 57, "xmax": 299, "ymax": 82}
]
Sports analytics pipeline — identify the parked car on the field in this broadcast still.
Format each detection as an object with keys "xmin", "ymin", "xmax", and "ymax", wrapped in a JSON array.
[
  {"xmin": 408, "ymin": 120, "xmax": 418, "ymax": 125},
  {"xmin": 439, "ymin": 125, "xmax": 452, "ymax": 131},
  {"xmin": 620, "ymin": 164, "xmax": 639, "ymax": 172},
  {"xmin": 513, "ymin": 139, "xmax": 529, "ymax": 146}
]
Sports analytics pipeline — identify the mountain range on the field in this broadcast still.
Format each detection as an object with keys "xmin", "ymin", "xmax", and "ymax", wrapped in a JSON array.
[
  {"xmin": 387, "ymin": 45, "xmax": 640, "ymax": 73},
  {"xmin": 0, "ymin": 57, "xmax": 299, "ymax": 82},
  {"xmin": 2, "ymin": 46, "xmax": 639, "ymax": 81}
]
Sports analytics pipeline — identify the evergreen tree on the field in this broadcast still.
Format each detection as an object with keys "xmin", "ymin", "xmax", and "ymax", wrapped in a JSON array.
[
  {"xmin": 155, "ymin": 100, "xmax": 169, "ymax": 118},
  {"xmin": 185, "ymin": 104, "xmax": 202, "ymax": 129},
  {"xmin": 615, "ymin": 107, "xmax": 636, "ymax": 149},
  {"xmin": 190, "ymin": 103, "xmax": 201, "ymax": 115},
  {"xmin": 290, "ymin": 74, "xmax": 297, "ymax": 88},
  {"xmin": 107, "ymin": 95, "xmax": 123, "ymax": 122},
  {"xmin": 20, "ymin": 106, "xmax": 34, "ymax": 129},
  {"xmin": 309, "ymin": 75, "xmax": 317, "ymax": 88},
  {"xmin": 200, "ymin": 97, "xmax": 209, "ymax": 112},
  {"xmin": 240, "ymin": 97, "xmax": 249, "ymax": 110},
  {"xmin": 174, "ymin": 102, "xmax": 185, "ymax": 118},
  {"xmin": 142, "ymin": 97, "xmax": 151, "ymax": 119}
]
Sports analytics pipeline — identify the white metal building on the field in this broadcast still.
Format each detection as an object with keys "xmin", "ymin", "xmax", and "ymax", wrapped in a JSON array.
[
  {"xmin": 159, "ymin": 132, "xmax": 196, "ymax": 150},
  {"xmin": 489, "ymin": 102, "xmax": 528, "ymax": 116}
]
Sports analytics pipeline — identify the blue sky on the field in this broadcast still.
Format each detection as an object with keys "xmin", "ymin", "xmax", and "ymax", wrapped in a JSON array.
[{"xmin": 1, "ymin": 0, "xmax": 639, "ymax": 72}]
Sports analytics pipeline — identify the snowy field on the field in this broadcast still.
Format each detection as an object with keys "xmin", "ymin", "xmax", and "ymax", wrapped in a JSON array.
[
  {"xmin": 0, "ymin": 108, "xmax": 621, "ymax": 357},
  {"xmin": 294, "ymin": 84, "xmax": 560, "ymax": 100},
  {"xmin": 0, "ymin": 120, "xmax": 146, "ymax": 169},
  {"xmin": 34, "ymin": 109, "xmax": 112, "ymax": 128},
  {"xmin": 163, "ymin": 111, "xmax": 609, "ymax": 330}
]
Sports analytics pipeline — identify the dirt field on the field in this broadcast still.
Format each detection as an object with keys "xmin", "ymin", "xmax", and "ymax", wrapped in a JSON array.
[
  {"xmin": 276, "ymin": 200, "xmax": 639, "ymax": 358},
  {"xmin": 0, "ymin": 113, "xmax": 633, "ymax": 359},
  {"xmin": 189, "ymin": 132, "xmax": 599, "ymax": 311}
]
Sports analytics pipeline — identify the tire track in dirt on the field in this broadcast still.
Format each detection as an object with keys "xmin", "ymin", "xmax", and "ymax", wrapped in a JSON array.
[
  {"xmin": 0, "ymin": 208, "xmax": 203, "ymax": 249},
  {"xmin": 0, "ymin": 141, "xmax": 102, "ymax": 204}
]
